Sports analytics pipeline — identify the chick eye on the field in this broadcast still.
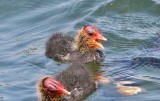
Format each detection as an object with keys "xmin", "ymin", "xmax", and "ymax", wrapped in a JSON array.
[{"xmin": 88, "ymin": 30, "xmax": 94, "ymax": 36}]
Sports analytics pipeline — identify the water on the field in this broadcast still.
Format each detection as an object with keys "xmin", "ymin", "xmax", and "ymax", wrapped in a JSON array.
[{"xmin": 0, "ymin": 0, "xmax": 160, "ymax": 101}]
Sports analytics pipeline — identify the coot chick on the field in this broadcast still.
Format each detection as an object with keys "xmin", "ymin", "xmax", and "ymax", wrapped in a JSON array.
[
  {"xmin": 45, "ymin": 25, "xmax": 107, "ymax": 63},
  {"xmin": 37, "ymin": 63, "xmax": 96, "ymax": 101}
]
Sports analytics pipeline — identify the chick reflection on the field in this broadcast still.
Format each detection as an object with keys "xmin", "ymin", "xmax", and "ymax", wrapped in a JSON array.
[{"xmin": 86, "ymin": 62, "xmax": 110, "ymax": 85}]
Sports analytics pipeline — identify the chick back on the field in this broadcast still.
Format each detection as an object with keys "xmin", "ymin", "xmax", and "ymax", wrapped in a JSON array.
[
  {"xmin": 45, "ymin": 33, "xmax": 104, "ymax": 63},
  {"xmin": 56, "ymin": 63, "xmax": 96, "ymax": 101},
  {"xmin": 45, "ymin": 33, "xmax": 74, "ymax": 60}
]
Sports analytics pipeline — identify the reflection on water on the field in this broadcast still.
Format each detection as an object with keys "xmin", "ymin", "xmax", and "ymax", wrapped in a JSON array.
[
  {"xmin": 86, "ymin": 62, "xmax": 102, "ymax": 76},
  {"xmin": 86, "ymin": 61, "xmax": 143, "ymax": 96},
  {"xmin": 116, "ymin": 81, "xmax": 142, "ymax": 96}
]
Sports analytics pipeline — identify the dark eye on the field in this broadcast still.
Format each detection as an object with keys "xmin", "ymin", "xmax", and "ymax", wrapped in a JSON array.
[{"xmin": 88, "ymin": 30, "xmax": 94, "ymax": 36}]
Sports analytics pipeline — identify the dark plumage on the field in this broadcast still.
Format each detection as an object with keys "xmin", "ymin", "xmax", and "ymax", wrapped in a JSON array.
[
  {"xmin": 46, "ymin": 33, "xmax": 73, "ymax": 61},
  {"xmin": 37, "ymin": 63, "xmax": 96, "ymax": 101},
  {"xmin": 45, "ymin": 26, "xmax": 107, "ymax": 63}
]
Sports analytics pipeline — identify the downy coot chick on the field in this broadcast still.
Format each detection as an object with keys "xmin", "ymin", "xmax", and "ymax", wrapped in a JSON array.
[
  {"xmin": 45, "ymin": 25, "xmax": 107, "ymax": 63},
  {"xmin": 37, "ymin": 63, "xmax": 96, "ymax": 101}
]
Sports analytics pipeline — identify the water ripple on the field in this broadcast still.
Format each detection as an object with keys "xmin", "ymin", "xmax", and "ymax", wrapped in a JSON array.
[{"xmin": 0, "ymin": 0, "xmax": 160, "ymax": 101}]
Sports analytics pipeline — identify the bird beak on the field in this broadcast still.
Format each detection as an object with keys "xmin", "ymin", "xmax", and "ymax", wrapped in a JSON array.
[
  {"xmin": 61, "ymin": 88, "xmax": 71, "ymax": 95},
  {"xmin": 93, "ymin": 34, "xmax": 107, "ymax": 49},
  {"xmin": 96, "ymin": 34, "xmax": 107, "ymax": 41},
  {"xmin": 94, "ymin": 41, "xmax": 104, "ymax": 49},
  {"xmin": 57, "ymin": 86, "xmax": 71, "ymax": 95}
]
